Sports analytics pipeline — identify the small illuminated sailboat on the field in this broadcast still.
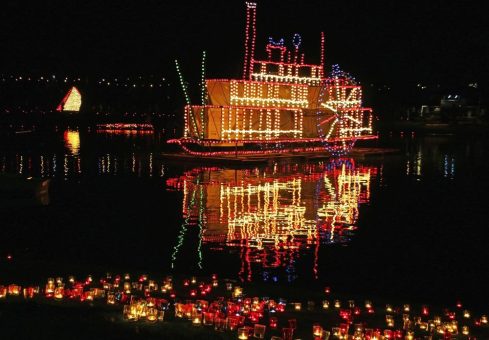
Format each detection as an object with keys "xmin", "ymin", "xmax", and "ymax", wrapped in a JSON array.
[{"xmin": 56, "ymin": 86, "xmax": 82, "ymax": 113}]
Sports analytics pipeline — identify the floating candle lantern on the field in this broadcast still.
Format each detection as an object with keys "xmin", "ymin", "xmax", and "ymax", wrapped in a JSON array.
[
  {"xmin": 8, "ymin": 284, "xmax": 21, "ymax": 296},
  {"xmin": 282, "ymin": 327, "xmax": 294, "ymax": 340},
  {"xmin": 403, "ymin": 304, "xmax": 410, "ymax": 312},
  {"xmin": 404, "ymin": 331, "xmax": 414, "ymax": 340},
  {"xmin": 68, "ymin": 276, "xmax": 75, "ymax": 284},
  {"xmin": 269, "ymin": 316, "xmax": 278, "ymax": 329},
  {"xmin": 212, "ymin": 279, "xmax": 218, "ymax": 287},
  {"xmin": 226, "ymin": 282, "xmax": 233, "ymax": 291},
  {"xmin": 383, "ymin": 329, "xmax": 394, "ymax": 338},
  {"xmin": 386, "ymin": 315, "xmax": 395, "ymax": 328},
  {"xmin": 191, "ymin": 276, "xmax": 197, "ymax": 284},
  {"xmin": 331, "ymin": 327, "xmax": 341, "ymax": 337},
  {"xmin": 233, "ymin": 286, "xmax": 243, "ymax": 298},
  {"xmin": 450, "ymin": 320, "xmax": 458, "ymax": 333},
  {"xmin": 322, "ymin": 300, "xmax": 330, "ymax": 309},
  {"xmin": 413, "ymin": 316, "xmax": 421, "ymax": 325},
  {"xmin": 434, "ymin": 316, "xmax": 441, "ymax": 325},
  {"xmin": 419, "ymin": 322, "xmax": 428, "ymax": 331},
  {"xmin": 0, "ymin": 286, "xmax": 7, "ymax": 298},
  {"xmin": 353, "ymin": 329, "xmax": 363, "ymax": 340},
  {"xmin": 192, "ymin": 314, "xmax": 202, "ymax": 326},
  {"xmin": 147, "ymin": 297, "xmax": 156, "ymax": 307},
  {"xmin": 84, "ymin": 291, "xmax": 94, "ymax": 301},
  {"xmin": 385, "ymin": 304, "xmax": 393, "ymax": 312},
  {"xmin": 250, "ymin": 311, "xmax": 260, "ymax": 323},
  {"xmin": 158, "ymin": 311, "xmax": 165, "ymax": 321},
  {"xmin": 147, "ymin": 308, "xmax": 158, "ymax": 322},
  {"xmin": 334, "ymin": 300, "xmax": 341, "ymax": 308},
  {"xmin": 365, "ymin": 300, "xmax": 372, "ymax": 309},
  {"xmin": 463, "ymin": 310, "xmax": 471, "ymax": 318},
  {"xmin": 348, "ymin": 300, "xmax": 355, "ymax": 308},
  {"xmin": 197, "ymin": 300, "xmax": 209, "ymax": 310},
  {"xmin": 481, "ymin": 315, "xmax": 488, "ymax": 324},
  {"xmin": 174, "ymin": 303, "xmax": 184, "ymax": 318},
  {"xmin": 45, "ymin": 278, "xmax": 55, "ymax": 296},
  {"xmin": 293, "ymin": 302, "xmax": 302, "ymax": 311},
  {"xmin": 92, "ymin": 288, "xmax": 105, "ymax": 298},
  {"xmin": 313, "ymin": 324, "xmax": 323, "ymax": 338},
  {"xmin": 54, "ymin": 287, "xmax": 64, "ymax": 300},
  {"xmin": 215, "ymin": 317, "xmax": 227, "ymax": 331},
  {"xmin": 288, "ymin": 319, "xmax": 297, "ymax": 330},
  {"xmin": 228, "ymin": 316, "xmax": 240, "ymax": 330},
  {"xmin": 340, "ymin": 309, "xmax": 352, "ymax": 321},
  {"xmin": 447, "ymin": 311, "xmax": 456, "ymax": 320},
  {"xmin": 107, "ymin": 293, "xmax": 115, "ymax": 305},
  {"xmin": 23, "ymin": 287, "xmax": 35, "ymax": 299},
  {"xmin": 123, "ymin": 305, "xmax": 131, "ymax": 320},
  {"xmin": 238, "ymin": 327, "xmax": 249, "ymax": 339},
  {"xmin": 462, "ymin": 325, "xmax": 469, "ymax": 335},
  {"xmin": 123, "ymin": 282, "xmax": 131, "ymax": 294},
  {"xmin": 253, "ymin": 324, "xmax": 266, "ymax": 339},
  {"xmin": 339, "ymin": 323, "xmax": 349, "ymax": 335},
  {"xmin": 203, "ymin": 312, "xmax": 214, "ymax": 326}
]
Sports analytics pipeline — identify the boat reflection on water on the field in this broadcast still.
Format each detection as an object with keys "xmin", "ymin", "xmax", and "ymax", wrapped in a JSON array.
[{"xmin": 166, "ymin": 159, "xmax": 377, "ymax": 282}]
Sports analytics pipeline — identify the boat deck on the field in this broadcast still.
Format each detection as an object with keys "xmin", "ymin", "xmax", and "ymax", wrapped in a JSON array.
[{"xmin": 160, "ymin": 147, "xmax": 399, "ymax": 166}]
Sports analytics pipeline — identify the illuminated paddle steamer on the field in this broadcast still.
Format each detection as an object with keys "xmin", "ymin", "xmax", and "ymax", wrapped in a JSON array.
[{"xmin": 168, "ymin": 2, "xmax": 376, "ymax": 157}]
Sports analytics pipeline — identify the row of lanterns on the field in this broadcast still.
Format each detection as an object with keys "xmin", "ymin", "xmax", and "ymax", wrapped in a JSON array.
[{"xmin": 1, "ymin": 275, "xmax": 489, "ymax": 339}]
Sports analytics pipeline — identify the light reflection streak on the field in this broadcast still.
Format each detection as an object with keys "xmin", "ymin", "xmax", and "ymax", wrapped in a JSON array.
[
  {"xmin": 0, "ymin": 152, "xmax": 161, "ymax": 179},
  {"xmin": 63, "ymin": 130, "xmax": 80, "ymax": 156},
  {"xmin": 166, "ymin": 160, "xmax": 376, "ymax": 281}
]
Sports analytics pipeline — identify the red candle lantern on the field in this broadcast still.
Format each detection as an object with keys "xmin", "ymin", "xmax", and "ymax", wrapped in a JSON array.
[
  {"xmin": 250, "ymin": 311, "xmax": 260, "ymax": 323},
  {"xmin": 288, "ymin": 319, "xmax": 297, "ymax": 330},
  {"xmin": 282, "ymin": 327, "xmax": 294, "ymax": 340},
  {"xmin": 269, "ymin": 316, "xmax": 278, "ymax": 329},
  {"xmin": 8, "ymin": 284, "xmax": 21, "ymax": 296},
  {"xmin": 0, "ymin": 286, "xmax": 7, "ymax": 298},
  {"xmin": 203, "ymin": 311, "xmax": 215, "ymax": 326},
  {"xmin": 313, "ymin": 323, "xmax": 323, "ymax": 339}
]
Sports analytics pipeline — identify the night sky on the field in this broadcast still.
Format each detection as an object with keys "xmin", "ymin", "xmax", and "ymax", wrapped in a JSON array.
[{"xmin": 2, "ymin": 0, "xmax": 488, "ymax": 87}]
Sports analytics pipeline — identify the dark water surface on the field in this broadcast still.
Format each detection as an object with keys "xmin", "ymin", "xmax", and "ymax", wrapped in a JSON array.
[{"xmin": 1, "ymin": 129, "xmax": 488, "ymax": 309}]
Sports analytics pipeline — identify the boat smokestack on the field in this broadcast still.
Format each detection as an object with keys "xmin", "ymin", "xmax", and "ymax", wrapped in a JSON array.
[
  {"xmin": 320, "ymin": 32, "xmax": 325, "ymax": 78},
  {"xmin": 242, "ymin": 2, "xmax": 257, "ymax": 79}
]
